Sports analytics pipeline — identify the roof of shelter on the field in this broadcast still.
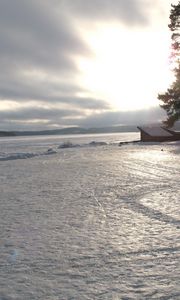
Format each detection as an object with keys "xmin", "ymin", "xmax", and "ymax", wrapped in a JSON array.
[{"xmin": 138, "ymin": 126, "xmax": 173, "ymax": 137}]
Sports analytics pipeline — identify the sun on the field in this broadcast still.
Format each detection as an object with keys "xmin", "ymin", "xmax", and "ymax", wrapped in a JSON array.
[{"xmin": 77, "ymin": 25, "xmax": 174, "ymax": 111}]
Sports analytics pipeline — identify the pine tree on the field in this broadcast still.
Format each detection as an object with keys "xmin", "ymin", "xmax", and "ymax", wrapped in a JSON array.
[{"xmin": 158, "ymin": 1, "xmax": 180, "ymax": 127}]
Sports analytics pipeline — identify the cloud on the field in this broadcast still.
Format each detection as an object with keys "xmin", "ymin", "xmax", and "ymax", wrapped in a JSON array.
[
  {"xmin": 0, "ymin": 96, "xmax": 110, "ymax": 130},
  {"xmin": 0, "ymin": 0, "xmax": 169, "ymax": 130},
  {"xmin": 0, "ymin": 0, "xmax": 89, "ymax": 70},
  {"xmin": 0, "ymin": 75, "xmax": 109, "ymax": 110},
  {"xmin": 0, "ymin": 0, "xmax": 110, "ymax": 123},
  {"xmin": 77, "ymin": 107, "xmax": 167, "ymax": 127},
  {"xmin": 0, "ymin": 106, "xmax": 166, "ymax": 131},
  {"xmin": 0, "ymin": 107, "xmax": 79, "ymax": 121},
  {"xmin": 61, "ymin": 0, "xmax": 147, "ymax": 25},
  {"xmin": 0, "ymin": 105, "xmax": 82, "ymax": 130}
]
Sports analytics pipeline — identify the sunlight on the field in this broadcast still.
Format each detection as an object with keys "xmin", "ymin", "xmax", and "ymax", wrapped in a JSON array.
[
  {"xmin": 77, "ymin": 25, "xmax": 174, "ymax": 111},
  {"xmin": 0, "ymin": 101, "xmax": 21, "ymax": 111}
]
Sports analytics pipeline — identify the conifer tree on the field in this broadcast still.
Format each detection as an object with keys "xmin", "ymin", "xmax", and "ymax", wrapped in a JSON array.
[{"xmin": 158, "ymin": 1, "xmax": 180, "ymax": 127}]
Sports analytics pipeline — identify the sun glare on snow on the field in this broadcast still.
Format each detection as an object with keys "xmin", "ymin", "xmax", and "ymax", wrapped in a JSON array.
[{"xmin": 77, "ymin": 26, "xmax": 174, "ymax": 111}]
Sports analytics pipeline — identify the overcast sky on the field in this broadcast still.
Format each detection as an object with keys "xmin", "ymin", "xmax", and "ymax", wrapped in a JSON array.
[{"xmin": 0, "ymin": 0, "xmax": 177, "ymax": 130}]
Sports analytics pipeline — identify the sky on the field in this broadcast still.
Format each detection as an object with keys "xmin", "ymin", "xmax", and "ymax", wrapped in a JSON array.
[{"xmin": 0, "ymin": 0, "xmax": 178, "ymax": 131}]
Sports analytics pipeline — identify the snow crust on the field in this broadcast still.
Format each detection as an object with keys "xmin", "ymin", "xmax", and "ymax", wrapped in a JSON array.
[{"xmin": 0, "ymin": 132, "xmax": 179, "ymax": 299}]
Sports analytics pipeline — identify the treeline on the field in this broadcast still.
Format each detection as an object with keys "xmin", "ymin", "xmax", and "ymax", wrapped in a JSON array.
[{"xmin": 0, "ymin": 131, "xmax": 16, "ymax": 137}]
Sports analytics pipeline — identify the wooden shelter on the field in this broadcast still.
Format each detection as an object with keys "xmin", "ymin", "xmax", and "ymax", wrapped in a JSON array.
[{"xmin": 137, "ymin": 126, "xmax": 180, "ymax": 142}]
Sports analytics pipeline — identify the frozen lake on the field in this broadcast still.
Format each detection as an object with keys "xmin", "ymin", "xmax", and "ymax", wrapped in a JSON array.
[{"xmin": 0, "ymin": 132, "xmax": 180, "ymax": 299}]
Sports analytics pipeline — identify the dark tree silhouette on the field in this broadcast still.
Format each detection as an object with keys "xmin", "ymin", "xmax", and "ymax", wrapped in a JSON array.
[{"xmin": 158, "ymin": 1, "xmax": 180, "ymax": 127}]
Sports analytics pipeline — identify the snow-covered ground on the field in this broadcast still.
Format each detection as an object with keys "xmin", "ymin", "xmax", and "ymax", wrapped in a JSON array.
[{"xmin": 0, "ymin": 133, "xmax": 179, "ymax": 299}]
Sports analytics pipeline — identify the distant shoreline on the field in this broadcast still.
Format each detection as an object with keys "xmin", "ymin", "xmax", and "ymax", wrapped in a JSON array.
[{"xmin": 0, "ymin": 126, "xmax": 139, "ymax": 137}]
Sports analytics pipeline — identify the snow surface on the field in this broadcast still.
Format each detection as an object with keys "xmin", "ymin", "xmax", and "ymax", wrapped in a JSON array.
[
  {"xmin": 0, "ymin": 132, "xmax": 179, "ymax": 299},
  {"xmin": 139, "ymin": 126, "xmax": 173, "ymax": 136}
]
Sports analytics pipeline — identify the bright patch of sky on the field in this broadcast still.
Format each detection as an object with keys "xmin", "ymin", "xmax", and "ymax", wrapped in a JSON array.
[{"xmin": 77, "ymin": 26, "xmax": 174, "ymax": 111}]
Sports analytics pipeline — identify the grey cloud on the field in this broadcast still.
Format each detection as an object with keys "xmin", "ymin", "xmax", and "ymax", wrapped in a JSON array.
[
  {"xmin": 0, "ymin": 107, "xmax": 80, "ymax": 122},
  {"xmin": 77, "ymin": 107, "xmax": 167, "ymax": 127},
  {"xmin": 0, "ymin": 119, "xmax": 53, "ymax": 131},
  {"xmin": 0, "ymin": 0, "xmax": 149, "ymax": 80},
  {"xmin": 0, "ymin": 85, "xmax": 110, "ymax": 110},
  {"xmin": 0, "ymin": 77, "xmax": 83, "ymax": 102},
  {"xmin": 60, "ymin": 0, "xmax": 147, "ymax": 25},
  {"xmin": 0, "ymin": 0, "xmax": 165, "ymax": 131},
  {"xmin": 0, "ymin": 94, "xmax": 109, "ymax": 115},
  {"xmin": 0, "ymin": 96, "xmax": 110, "ymax": 130},
  {"xmin": 0, "ymin": 106, "xmax": 85, "ymax": 131},
  {"xmin": 0, "ymin": 0, "xmax": 111, "ymax": 126},
  {"xmin": 0, "ymin": 106, "xmax": 167, "ymax": 131},
  {"xmin": 0, "ymin": 0, "xmax": 89, "ymax": 74},
  {"xmin": 0, "ymin": 68, "xmax": 110, "ymax": 111}
]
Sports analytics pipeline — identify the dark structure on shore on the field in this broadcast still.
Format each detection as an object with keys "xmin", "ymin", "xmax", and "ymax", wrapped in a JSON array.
[{"xmin": 137, "ymin": 126, "xmax": 180, "ymax": 142}]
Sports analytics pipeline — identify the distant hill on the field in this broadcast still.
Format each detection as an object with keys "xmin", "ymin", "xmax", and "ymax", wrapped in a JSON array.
[
  {"xmin": 1, "ymin": 122, "xmax": 179, "ymax": 137},
  {"xmin": 0, "ymin": 125, "xmax": 138, "ymax": 137},
  {"xmin": 15, "ymin": 125, "xmax": 139, "ymax": 136},
  {"xmin": 0, "ymin": 131, "xmax": 16, "ymax": 137}
]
